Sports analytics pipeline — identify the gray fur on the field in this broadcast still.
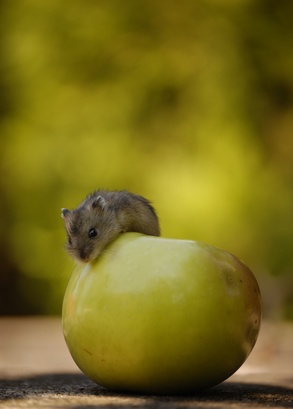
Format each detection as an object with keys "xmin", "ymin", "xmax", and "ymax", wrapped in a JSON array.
[{"xmin": 61, "ymin": 190, "xmax": 160, "ymax": 263}]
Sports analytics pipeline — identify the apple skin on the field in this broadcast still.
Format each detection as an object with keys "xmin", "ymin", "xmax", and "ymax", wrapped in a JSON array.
[{"xmin": 62, "ymin": 233, "xmax": 261, "ymax": 394}]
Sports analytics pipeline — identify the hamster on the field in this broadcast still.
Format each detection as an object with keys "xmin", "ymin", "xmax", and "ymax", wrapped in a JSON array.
[{"xmin": 61, "ymin": 189, "xmax": 160, "ymax": 263}]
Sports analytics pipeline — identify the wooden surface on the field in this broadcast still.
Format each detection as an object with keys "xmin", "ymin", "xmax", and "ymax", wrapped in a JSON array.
[{"xmin": 0, "ymin": 317, "xmax": 292, "ymax": 408}]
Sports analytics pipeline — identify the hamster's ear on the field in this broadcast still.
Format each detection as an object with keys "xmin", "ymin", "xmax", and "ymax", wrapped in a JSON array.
[
  {"xmin": 92, "ymin": 195, "xmax": 107, "ymax": 210},
  {"xmin": 61, "ymin": 208, "xmax": 70, "ymax": 218}
]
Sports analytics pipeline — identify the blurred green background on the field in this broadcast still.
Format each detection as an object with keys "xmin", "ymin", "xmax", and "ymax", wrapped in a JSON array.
[{"xmin": 1, "ymin": 0, "xmax": 293, "ymax": 318}]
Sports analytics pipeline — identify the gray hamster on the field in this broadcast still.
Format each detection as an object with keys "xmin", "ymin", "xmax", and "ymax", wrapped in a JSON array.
[{"xmin": 61, "ymin": 190, "xmax": 160, "ymax": 262}]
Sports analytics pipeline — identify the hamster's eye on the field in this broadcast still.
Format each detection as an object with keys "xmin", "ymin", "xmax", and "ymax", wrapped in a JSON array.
[{"xmin": 88, "ymin": 228, "xmax": 98, "ymax": 238}]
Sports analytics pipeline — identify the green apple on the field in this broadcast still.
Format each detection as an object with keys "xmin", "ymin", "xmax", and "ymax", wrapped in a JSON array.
[{"xmin": 62, "ymin": 233, "xmax": 261, "ymax": 394}]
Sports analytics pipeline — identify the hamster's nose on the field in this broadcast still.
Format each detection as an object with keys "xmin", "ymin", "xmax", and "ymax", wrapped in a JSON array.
[{"xmin": 79, "ymin": 249, "xmax": 89, "ymax": 262}]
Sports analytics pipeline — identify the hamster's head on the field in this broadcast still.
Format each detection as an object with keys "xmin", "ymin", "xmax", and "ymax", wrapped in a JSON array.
[{"xmin": 61, "ymin": 195, "xmax": 121, "ymax": 263}]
